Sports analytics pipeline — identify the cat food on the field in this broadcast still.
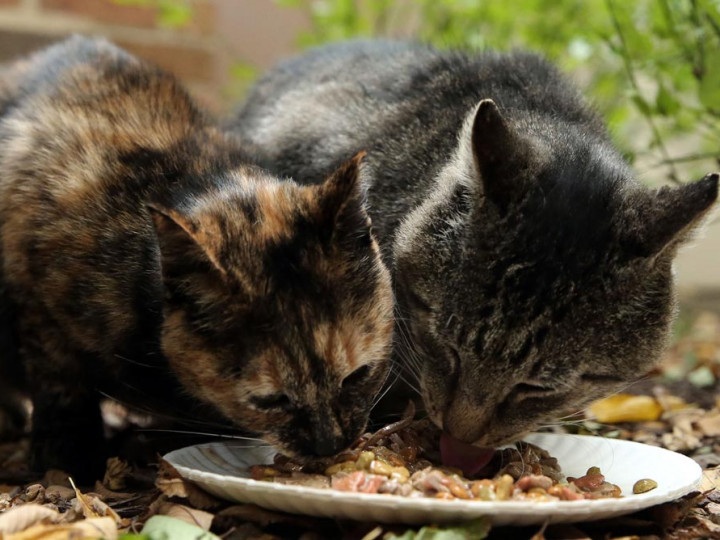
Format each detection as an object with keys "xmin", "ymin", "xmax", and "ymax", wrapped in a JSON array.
[
  {"xmin": 249, "ymin": 417, "xmax": 627, "ymax": 502},
  {"xmin": 632, "ymin": 478, "xmax": 658, "ymax": 494}
]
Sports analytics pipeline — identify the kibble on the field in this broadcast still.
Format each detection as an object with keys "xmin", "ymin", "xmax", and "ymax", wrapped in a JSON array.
[{"xmin": 632, "ymin": 478, "xmax": 658, "ymax": 494}]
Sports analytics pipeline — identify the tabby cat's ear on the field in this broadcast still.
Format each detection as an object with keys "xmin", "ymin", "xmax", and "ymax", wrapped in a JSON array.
[
  {"xmin": 148, "ymin": 204, "xmax": 227, "ymax": 280},
  {"xmin": 317, "ymin": 151, "xmax": 371, "ymax": 242},
  {"xmin": 623, "ymin": 173, "xmax": 719, "ymax": 258},
  {"xmin": 470, "ymin": 99, "xmax": 529, "ymax": 210}
]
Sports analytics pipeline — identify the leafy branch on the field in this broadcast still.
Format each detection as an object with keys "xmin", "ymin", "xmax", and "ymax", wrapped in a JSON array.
[{"xmin": 277, "ymin": 0, "xmax": 720, "ymax": 183}]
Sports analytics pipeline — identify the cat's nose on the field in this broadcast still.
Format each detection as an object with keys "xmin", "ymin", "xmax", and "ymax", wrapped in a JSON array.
[{"xmin": 442, "ymin": 396, "xmax": 487, "ymax": 444}]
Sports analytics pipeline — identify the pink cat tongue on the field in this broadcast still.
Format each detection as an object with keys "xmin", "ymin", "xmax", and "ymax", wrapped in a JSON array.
[{"xmin": 440, "ymin": 432, "xmax": 495, "ymax": 477}]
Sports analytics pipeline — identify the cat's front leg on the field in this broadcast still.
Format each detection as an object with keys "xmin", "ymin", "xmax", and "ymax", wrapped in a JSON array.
[
  {"xmin": 20, "ymin": 324, "xmax": 107, "ymax": 484},
  {"xmin": 29, "ymin": 383, "xmax": 106, "ymax": 484},
  {"xmin": 0, "ymin": 386, "xmax": 26, "ymax": 440}
]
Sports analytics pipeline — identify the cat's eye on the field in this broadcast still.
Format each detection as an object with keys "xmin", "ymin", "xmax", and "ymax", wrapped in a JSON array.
[
  {"xmin": 341, "ymin": 365, "xmax": 371, "ymax": 388},
  {"xmin": 250, "ymin": 393, "xmax": 293, "ymax": 411}
]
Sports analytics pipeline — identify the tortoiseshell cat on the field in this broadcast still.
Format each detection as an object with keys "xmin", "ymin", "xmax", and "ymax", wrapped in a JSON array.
[
  {"xmin": 230, "ymin": 40, "xmax": 718, "ymax": 463},
  {"xmin": 0, "ymin": 36, "xmax": 394, "ymax": 481}
]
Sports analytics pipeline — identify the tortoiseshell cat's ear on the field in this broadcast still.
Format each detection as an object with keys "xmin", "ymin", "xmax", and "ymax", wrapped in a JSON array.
[
  {"xmin": 469, "ymin": 99, "xmax": 532, "ymax": 211},
  {"xmin": 316, "ymin": 151, "xmax": 372, "ymax": 243},
  {"xmin": 148, "ymin": 204, "xmax": 227, "ymax": 281},
  {"xmin": 622, "ymin": 172, "xmax": 719, "ymax": 259}
]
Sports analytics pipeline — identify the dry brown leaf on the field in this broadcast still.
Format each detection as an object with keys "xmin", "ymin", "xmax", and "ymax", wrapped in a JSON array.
[
  {"xmin": 156, "ymin": 501, "xmax": 214, "ymax": 530},
  {"xmin": 68, "ymin": 477, "xmax": 127, "ymax": 527},
  {"xmin": 4, "ymin": 516, "xmax": 117, "ymax": 540},
  {"xmin": 0, "ymin": 493, "xmax": 12, "ymax": 512},
  {"xmin": 154, "ymin": 459, "xmax": 188, "ymax": 499},
  {"xmin": 22, "ymin": 485, "xmax": 45, "ymax": 504},
  {"xmin": 155, "ymin": 459, "xmax": 221, "ymax": 509},
  {"xmin": 214, "ymin": 504, "xmax": 318, "ymax": 529},
  {"xmin": 90, "ymin": 481, "xmax": 137, "ymax": 503},
  {"xmin": 700, "ymin": 466, "xmax": 720, "ymax": 492},
  {"xmin": 0, "ymin": 504, "xmax": 59, "ymax": 534},
  {"xmin": 695, "ymin": 411, "xmax": 720, "ymax": 437},
  {"xmin": 706, "ymin": 502, "xmax": 720, "ymax": 518},
  {"xmin": 102, "ymin": 457, "xmax": 131, "ymax": 491},
  {"xmin": 43, "ymin": 485, "xmax": 75, "ymax": 505},
  {"xmin": 40, "ymin": 471, "xmax": 70, "ymax": 489},
  {"xmin": 653, "ymin": 389, "xmax": 691, "ymax": 412}
]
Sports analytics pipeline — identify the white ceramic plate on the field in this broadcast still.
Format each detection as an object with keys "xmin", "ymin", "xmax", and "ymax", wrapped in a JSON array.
[{"xmin": 164, "ymin": 433, "xmax": 702, "ymax": 526}]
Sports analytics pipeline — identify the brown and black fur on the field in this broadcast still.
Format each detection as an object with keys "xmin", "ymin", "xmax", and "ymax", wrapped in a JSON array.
[
  {"xmin": 0, "ymin": 36, "xmax": 394, "ymax": 481},
  {"xmin": 231, "ymin": 40, "xmax": 719, "ymax": 448}
]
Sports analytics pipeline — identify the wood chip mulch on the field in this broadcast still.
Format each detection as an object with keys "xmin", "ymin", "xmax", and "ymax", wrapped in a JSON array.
[{"xmin": 1, "ymin": 311, "xmax": 719, "ymax": 539}]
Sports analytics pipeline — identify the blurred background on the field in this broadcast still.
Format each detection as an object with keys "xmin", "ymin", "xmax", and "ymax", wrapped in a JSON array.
[{"xmin": 0, "ymin": 0, "xmax": 717, "ymax": 304}]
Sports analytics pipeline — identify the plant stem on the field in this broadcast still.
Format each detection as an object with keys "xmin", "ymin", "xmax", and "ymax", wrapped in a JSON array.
[
  {"xmin": 649, "ymin": 152, "xmax": 720, "ymax": 168},
  {"xmin": 604, "ymin": 0, "xmax": 682, "ymax": 184}
]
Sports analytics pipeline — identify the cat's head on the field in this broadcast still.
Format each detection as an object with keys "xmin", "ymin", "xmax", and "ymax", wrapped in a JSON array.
[
  {"xmin": 150, "ymin": 153, "xmax": 394, "ymax": 457},
  {"xmin": 394, "ymin": 99, "xmax": 718, "ymax": 447}
]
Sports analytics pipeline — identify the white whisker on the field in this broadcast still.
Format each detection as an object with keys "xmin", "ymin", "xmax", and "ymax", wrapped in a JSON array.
[{"xmin": 138, "ymin": 428, "xmax": 265, "ymax": 442}]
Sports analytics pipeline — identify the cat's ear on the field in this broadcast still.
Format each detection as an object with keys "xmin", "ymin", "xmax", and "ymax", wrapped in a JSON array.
[
  {"xmin": 470, "ymin": 99, "xmax": 529, "ymax": 210},
  {"xmin": 623, "ymin": 172, "xmax": 718, "ymax": 258},
  {"xmin": 148, "ymin": 203, "xmax": 227, "ymax": 280},
  {"xmin": 317, "ymin": 151, "xmax": 371, "ymax": 242}
]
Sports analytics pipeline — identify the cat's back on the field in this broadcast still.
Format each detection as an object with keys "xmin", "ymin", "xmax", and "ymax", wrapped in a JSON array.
[
  {"xmin": 0, "ymin": 35, "xmax": 132, "ymax": 116},
  {"xmin": 0, "ymin": 35, "xmax": 204, "ymax": 163},
  {"xmin": 235, "ymin": 40, "xmax": 606, "ymax": 239},
  {"xmin": 0, "ymin": 36, "xmax": 206, "ymax": 348},
  {"xmin": 237, "ymin": 40, "xmax": 469, "ymax": 154},
  {"xmin": 0, "ymin": 36, "xmax": 207, "ymax": 220},
  {"xmin": 245, "ymin": 40, "xmax": 588, "ymax": 113}
]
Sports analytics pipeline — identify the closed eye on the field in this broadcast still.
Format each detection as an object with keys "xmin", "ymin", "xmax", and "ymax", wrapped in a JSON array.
[
  {"xmin": 512, "ymin": 382, "xmax": 555, "ymax": 400},
  {"xmin": 341, "ymin": 365, "xmax": 370, "ymax": 389},
  {"xmin": 250, "ymin": 393, "xmax": 293, "ymax": 411},
  {"xmin": 580, "ymin": 373, "xmax": 625, "ymax": 384}
]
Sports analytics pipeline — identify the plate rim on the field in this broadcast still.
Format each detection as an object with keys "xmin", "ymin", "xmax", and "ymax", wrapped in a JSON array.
[{"xmin": 164, "ymin": 433, "xmax": 702, "ymax": 513}]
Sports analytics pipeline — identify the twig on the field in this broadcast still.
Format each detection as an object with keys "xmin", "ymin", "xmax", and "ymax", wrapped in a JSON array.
[
  {"xmin": 605, "ymin": 0, "xmax": 682, "ymax": 184},
  {"xmin": 648, "ymin": 152, "xmax": 720, "ymax": 169}
]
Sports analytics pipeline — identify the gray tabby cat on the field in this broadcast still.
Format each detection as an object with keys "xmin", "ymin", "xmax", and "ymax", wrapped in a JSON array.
[{"xmin": 230, "ymin": 40, "xmax": 718, "ymax": 468}]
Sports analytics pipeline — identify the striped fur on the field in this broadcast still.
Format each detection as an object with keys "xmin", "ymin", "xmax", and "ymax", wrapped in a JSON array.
[{"xmin": 230, "ymin": 40, "xmax": 718, "ymax": 447}]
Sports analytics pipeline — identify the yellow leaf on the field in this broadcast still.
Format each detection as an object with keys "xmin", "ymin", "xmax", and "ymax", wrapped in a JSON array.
[{"xmin": 588, "ymin": 394, "xmax": 663, "ymax": 423}]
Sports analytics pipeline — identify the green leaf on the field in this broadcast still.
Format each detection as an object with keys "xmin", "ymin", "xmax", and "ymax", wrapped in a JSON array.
[
  {"xmin": 157, "ymin": 1, "xmax": 192, "ymax": 28},
  {"xmin": 631, "ymin": 93, "xmax": 653, "ymax": 116},
  {"xmin": 140, "ymin": 515, "xmax": 220, "ymax": 540},
  {"xmin": 385, "ymin": 519, "xmax": 491, "ymax": 540},
  {"xmin": 656, "ymin": 84, "xmax": 680, "ymax": 116},
  {"xmin": 229, "ymin": 62, "xmax": 257, "ymax": 82},
  {"xmin": 699, "ymin": 51, "xmax": 720, "ymax": 111},
  {"xmin": 688, "ymin": 365, "xmax": 716, "ymax": 387}
]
